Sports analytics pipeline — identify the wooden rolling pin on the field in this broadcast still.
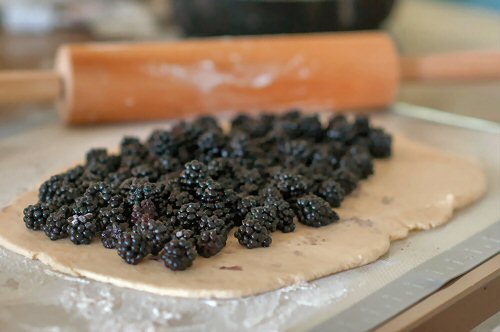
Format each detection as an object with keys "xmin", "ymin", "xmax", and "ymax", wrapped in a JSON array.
[{"xmin": 0, "ymin": 32, "xmax": 499, "ymax": 124}]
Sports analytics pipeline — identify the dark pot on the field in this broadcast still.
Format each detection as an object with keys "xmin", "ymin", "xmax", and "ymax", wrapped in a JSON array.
[{"xmin": 171, "ymin": 0, "xmax": 396, "ymax": 36}]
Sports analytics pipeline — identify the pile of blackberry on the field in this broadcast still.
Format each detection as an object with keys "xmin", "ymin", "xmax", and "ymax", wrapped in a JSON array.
[{"xmin": 23, "ymin": 111, "xmax": 392, "ymax": 271}]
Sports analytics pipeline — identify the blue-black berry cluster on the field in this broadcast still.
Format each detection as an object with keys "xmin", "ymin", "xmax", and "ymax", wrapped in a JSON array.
[{"xmin": 22, "ymin": 111, "xmax": 392, "ymax": 270}]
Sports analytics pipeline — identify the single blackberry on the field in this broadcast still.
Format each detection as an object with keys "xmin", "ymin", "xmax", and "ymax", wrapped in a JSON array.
[
  {"xmin": 121, "ymin": 178, "xmax": 165, "ymax": 206},
  {"xmin": 276, "ymin": 110, "xmax": 303, "ymax": 138},
  {"xmin": 196, "ymin": 229, "xmax": 227, "ymax": 258},
  {"xmin": 167, "ymin": 188, "xmax": 194, "ymax": 211},
  {"xmin": 68, "ymin": 213, "xmax": 98, "ymax": 245},
  {"xmin": 333, "ymin": 168, "xmax": 359, "ymax": 195},
  {"xmin": 63, "ymin": 166, "xmax": 85, "ymax": 184},
  {"xmin": 101, "ymin": 222, "xmax": 130, "ymax": 249},
  {"xmin": 43, "ymin": 205, "xmax": 71, "ymax": 240},
  {"xmin": 354, "ymin": 115, "xmax": 370, "ymax": 136},
  {"xmin": 198, "ymin": 215, "xmax": 226, "ymax": 234},
  {"xmin": 179, "ymin": 160, "xmax": 209, "ymax": 188},
  {"xmin": 173, "ymin": 229, "xmax": 197, "ymax": 244},
  {"xmin": 259, "ymin": 185, "xmax": 283, "ymax": 201},
  {"xmin": 84, "ymin": 149, "xmax": 120, "ymax": 179},
  {"xmin": 236, "ymin": 196, "xmax": 261, "ymax": 224},
  {"xmin": 85, "ymin": 181, "xmax": 113, "ymax": 207},
  {"xmin": 207, "ymin": 157, "xmax": 235, "ymax": 179},
  {"xmin": 38, "ymin": 174, "xmax": 82, "ymax": 207},
  {"xmin": 192, "ymin": 115, "xmax": 222, "ymax": 133},
  {"xmin": 156, "ymin": 156, "xmax": 181, "ymax": 173},
  {"xmin": 345, "ymin": 149, "xmax": 374, "ymax": 179},
  {"xmin": 131, "ymin": 164, "xmax": 160, "ymax": 182},
  {"xmin": 134, "ymin": 219, "xmax": 174, "ymax": 255},
  {"xmin": 131, "ymin": 198, "xmax": 157, "ymax": 224},
  {"xmin": 99, "ymin": 195, "xmax": 128, "ymax": 228},
  {"xmin": 265, "ymin": 198, "xmax": 296, "ymax": 233},
  {"xmin": 317, "ymin": 179, "xmax": 345, "ymax": 208},
  {"xmin": 120, "ymin": 136, "xmax": 148, "ymax": 158},
  {"xmin": 234, "ymin": 217, "xmax": 272, "ymax": 249},
  {"xmin": 175, "ymin": 202, "xmax": 207, "ymax": 229},
  {"xmin": 72, "ymin": 194, "xmax": 100, "ymax": 217},
  {"xmin": 117, "ymin": 231, "xmax": 151, "ymax": 265},
  {"xmin": 201, "ymin": 199, "xmax": 233, "ymax": 227},
  {"xmin": 298, "ymin": 115, "xmax": 323, "ymax": 140},
  {"xmin": 248, "ymin": 206, "xmax": 280, "ymax": 232},
  {"xmin": 161, "ymin": 239, "xmax": 197, "ymax": 271},
  {"xmin": 273, "ymin": 172, "xmax": 308, "ymax": 200},
  {"xmin": 86, "ymin": 148, "xmax": 108, "ymax": 164},
  {"xmin": 196, "ymin": 130, "xmax": 225, "ymax": 162},
  {"xmin": 147, "ymin": 129, "xmax": 179, "ymax": 157},
  {"xmin": 278, "ymin": 139, "xmax": 314, "ymax": 166},
  {"xmin": 326, "ymin": 114, "xmax": 356, "ymax": 143},
  {"xmin": 236, "ymin": 167, "xmax": 263, "ymax": 195},
  {"xmin": 195, "ymin": 178, "xmax": 225, "ymax": 203},
  {"xmin": 295, "ymin": 194, "xmax": 339, "ymax": 228},
  {"xmin": 23, "ymin": 203, "xmax": 52, "ymax": 230},
  {"xmin": 369, "ymin": 128, "xmax": 392, "ymax": 158}
]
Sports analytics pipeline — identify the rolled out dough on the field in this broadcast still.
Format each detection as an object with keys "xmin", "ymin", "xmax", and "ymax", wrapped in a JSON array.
[{"xmin": 0, "ymin": 135, "xmax": 486, "ymax": 299}]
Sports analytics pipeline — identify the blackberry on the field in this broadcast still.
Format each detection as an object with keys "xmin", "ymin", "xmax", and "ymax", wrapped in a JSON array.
[
  {"xmin": 278, "ymin": 139, "xmax": 314, "ymax": 166},
  {"xmin": 298, "ymin": 115, "xmax": 323, "ymax": 140},
  {"xmin": 121, "ymin": 178, "xmax": 165, "ymax": 206},
  {"xmin": 195, "ymin": 178, "xmax": 224, "ymax": 203},
  {"xmin": 173, "ymin": 229, "xmax": 197, "ymax": 243},
  {"xmin": 23, "ymin": 203, "xmax": 52, "ymax": 230},
  {"xmin": 273, "ymin": 172, "xmax": 308, "ymax": 200},
  {"xmin": 235, "ymin": 217, "xmax": 272, "ymax": 249},
  {"xmin": 317, "ymin": 179, "xmax": 345, "ymax": 208},
  {"xmin": 179, "ymin": 160, "xmax": 208, "ymax": 188},
  {"xmin": 259, "ymin": 185, "xmax": 283, "ymax": 201},
  {"xmin": 64, "ymin": 166, "xmax": 85, "ymax": 184},
  {"xmin": 248, "ymin": 206, "xmax": 279, "ymax": 232},
  {"xmin": 236, "ymin": 167, "xmax": 262, "ymax": 195},
  {"xmin": 73, "ymin": 194, "xmax": 100, "ymax": 217},
  {"xmin": 147, "ymin": 129, "xmax": 179, "ymax": 157},
  {"xmin": 68, "ymin": 213, "xmax": 98, "ymax": 245},
  {"xmin": 354, "ymin": 115, "xmax": 370, "ymax": 136},
  {"xmin": 369, "ymin": 128, "xmax": 392, "ymax": 158},
  {"xmin": 131, "ymin": 198, "xmax": 157, "ymax": 224},
  {"xmin": 196, "ymin": 229, "xmax": 227, "ymax": 258},
  {"xmin": 43, "ymin": 205, "xmax": 71, "ymax": 240},
  {"xmin": 295, "ymin": 194, "xmax": 339, "ymax": 228},
  {"xmin": 265, "ymin": 198, "xmax": 296, "ymax": 233},
  {"xmin": 197, "ymin": 131, "xmax": 225, "ymax": 162},
  {"xmin": 84, "ymin": 149, "xmax": 120, "ymax": 179},
  {"xmin": 193, "ymin": 115, "xmax": 222, "ymax": 133},
  {"xmin": 134, "ymin": 219, "xmax": 174, "ymax": 255},
  {"xmin": 101, "ymin": 222, "xmax": 129, "ymax": 249},
  {"xmin": 120, "ymin": 136, "xmax": 148, "ymax": 158},
  {"xmin": 175, "ymin": 203, "xmax": 207, "ymax": 229},
  {"xmin": 344, "ymin": 149, "xmax": 374, "ymax": 179},
  {"xmin": 85, "ymin": 181, "xmax": 113, "ymax": 207},
  {"xmin": 156, "ymin": 156, "xmax": 181, "ymax": 173},
  {"xmin": 161, "ymin": 239, "xmax": 197, "ymax": 271},
  {"xmin": 207, "ymin": 158, "xmax": 234, "ymax": 179},
  {"xmin": 131, "ymin": 164, "xmax": 159, "ymax": 182},
  {"xmin": 333, "ymin": 168, "xmax": 359, "ymax": 195},
  {"xmin": 276, "ymin": 110, "xmax": 303, "ymax": 138},
  {"xmin": 117, "ymin": 231, "xmax": 151, "ymax": 265},
  {"xmin": 326, "ymin": 114, "xmax": 356, "ymax": 143},
  {"xmin": 167, "ymin": 188, "xmax": 194, "ymax": 211},
  {"xmin": 99, "ymin": 195, "xmax": 128, "ymax": 228},
  {"xmin": 198, "ymin": 215, "xmax": 227, "ymax": 234},
  {"xmin": 38, "ymin": 174, "xmax": 82, "ymax": 207}
]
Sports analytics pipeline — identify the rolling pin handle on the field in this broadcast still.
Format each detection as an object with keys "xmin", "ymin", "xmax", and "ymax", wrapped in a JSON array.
[{"xmin": 0, "ymin": 70, "xmax": 61, "ymax": 104}]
